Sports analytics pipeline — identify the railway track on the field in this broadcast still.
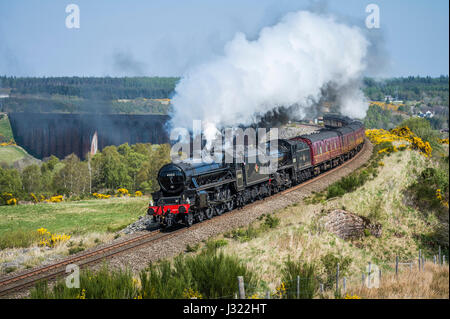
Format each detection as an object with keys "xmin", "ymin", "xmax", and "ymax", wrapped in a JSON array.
[{"xmin": 0, "ymin": 140, "xmax": 370, "ymax": 298}]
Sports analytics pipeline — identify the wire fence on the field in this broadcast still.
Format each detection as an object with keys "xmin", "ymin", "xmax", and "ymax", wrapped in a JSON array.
[{"xmin": 192, "ymin": 247, "xmax": 448, "ymax": 299}]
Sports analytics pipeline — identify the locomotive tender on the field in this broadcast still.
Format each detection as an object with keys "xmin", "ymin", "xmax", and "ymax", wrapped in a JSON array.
[{"xmin": 148, "ymin": 114, "xmax": 365, "ymax": 228}]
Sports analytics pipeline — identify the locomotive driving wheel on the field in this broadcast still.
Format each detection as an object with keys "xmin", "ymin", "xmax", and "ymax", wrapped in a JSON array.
[
  {"xmin": 226, "ymin": 200, "xmax": 233, "ymax": 212},
  {"xmin": 214, "ymin": 205, "xmax": 225, "ymax": 216},
  {"xmin": 184, "ymin": 213, "xmax": 194, "ymax": 227},
  {"xmin": 196, "ymin": 210, "xmax": 205, "ymax": 222},
  {"xmin": 205, "ymin": 207, "xmax": 213, "ymax": 219}
]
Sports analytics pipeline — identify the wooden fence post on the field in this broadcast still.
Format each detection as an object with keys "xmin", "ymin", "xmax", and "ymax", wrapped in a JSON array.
[
  {"xmin": 362, "ymin": 273, "xmax": 365, "ymax": 286},
  {"xmin": 422, "ymin": 256, "xmax": 425, "ymax": 271},
  {"xmin": 395, "ymin": 256, "xmax": 399, "ymax": 277},
  {"xmin": 368, "ymin": 262, "xmax": 372, "ymax": 288},
  {"xmin": 320, "ymin": 283, "xmax": 324, "ymax": 294},
  {"xmin": 237, "ymin": 276, "xmax": 245, "ymax": 299},
  {"xmin": 443, "ymin": 255, "xmax": 446, "ymax": 265},
  {"xmin": 418, "ymin": 250, "xmax": 421, "ymax": 271},
  {"xmin": 434, "ymin": 255, "xmax": 437, "ymax": 264},
  {"xmin": 265, "ymin": 291, "xmax": 270, "ymax": 299},
  {"xmin": 409, "ymin": 262, "xmax": 412, "ymax": 271},
  {"xmin": 336, "ymin": 263, "xmax": 340, "ymax": 294},
  {"xmin": 296, "ymin": 276, "xmax": 300, "ymax": 299},
  {"xmin": 343, "ymin": 277, "xmax": 347, "ymax": 294},
  {"xmin": 439, "ymin": 246, "xmax": 441, "ymax": 265},
  {"xmin": 379, "ymin": 269, "xmax": 382, "ymax": 282}
]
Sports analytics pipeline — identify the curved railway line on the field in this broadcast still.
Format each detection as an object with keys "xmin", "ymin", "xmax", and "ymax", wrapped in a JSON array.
[{"xmin": 0, "ymin": 139, "xmax": 372, "ymax": 298}]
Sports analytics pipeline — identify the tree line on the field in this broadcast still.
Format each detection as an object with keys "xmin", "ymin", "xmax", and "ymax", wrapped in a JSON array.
[
  {"xmin": 0, "ymin": 143, "xmax": 171, "ymax": 204},
  {"xmin": 363, "ymin": 76, "xmax": 449, "ymax": 105},
  {"xmin": 0, "ymin": 76, "xmax": 179, "ymax": 100},
  {"xmin": 364, "ymin": 103, "xmax": 449, "ymax": 131}
]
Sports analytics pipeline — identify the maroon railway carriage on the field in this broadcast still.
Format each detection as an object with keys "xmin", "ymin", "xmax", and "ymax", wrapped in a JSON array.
[
  {"xmin": 291, "ymin": 130, "xmax": 341, "ymax": 167},
  {"xmin": 291, "ymin": 120, "xmax": 365, "ymax": 174}
]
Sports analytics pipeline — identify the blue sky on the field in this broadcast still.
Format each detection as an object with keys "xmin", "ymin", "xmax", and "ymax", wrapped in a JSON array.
[{"xmin": 0, "ymin": 0, "xmax": 448, "ymax": 77}]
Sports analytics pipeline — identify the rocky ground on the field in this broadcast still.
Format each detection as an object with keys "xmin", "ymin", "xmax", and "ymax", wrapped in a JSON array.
[{"xmin": 121, "ymin": 215, "xmax": 159, "ymax": 234}]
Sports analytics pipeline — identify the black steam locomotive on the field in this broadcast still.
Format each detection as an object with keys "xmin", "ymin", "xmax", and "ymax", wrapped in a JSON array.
[{"xmin": 149, "ymin": 114, "xmax": 365, "ymax": 228}]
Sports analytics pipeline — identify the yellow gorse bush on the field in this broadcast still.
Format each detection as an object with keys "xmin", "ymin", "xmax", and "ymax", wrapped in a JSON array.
[
  {"xmin": 0, "ymin": 139, "xmax": 16, "ymax": 147},
  {"xmin": 369, "ymin": 101, "xmax": 401, "ymax": 111},
  {"xmin": 37, "ymin": 228, "xmax": 71, "ymax": 247},
  {"xmin": 6, "ymin": 198, "xmax": 17, "ymax": 205},
  {"xmin": 30, "ymin": 193, "xmax": 39, "ymax": 203},
  {"xmin": 41, "ymin": 195, "xmax": 64, "ymax": 203},
  {"xmin": 135, "ymin": 191, "xmax": 143, "ymax": 197},
  {"xmin": 438, "ymin": 138, "xmax": 449, "ymax": 145},
  {"xmin": 366, "ymin": 126, "xmax": 432, "ymax": 157},
  {"xmin": 274, "ymin": 282, "xmax": 287, "ymax": 299},
  {"xmin": 77, "ymin": 289, "xmax": 86, "ymax": 299},
  {"xmin": 92, "ymin": 193, "xmax": 111, "ymax": 199},
  {"xmin": 182, "ymin": 288, "xmax": 203, "ymax": 299},
  {"xmin": 344, "ymin": 294, "xmax": 362, "ymax": 299},
  {"xmin": 116, "ymin": 188, "xmax": 129, "ymax": 196},
  {"xmin": 37, "ymin": 227, "xmax": 48, "ymax": 235},
  {"xmin": 436, "ymin": 189, "xmax": 449, "ymax": 208},
  {"xmin": 1, "ymin": 192, "xmax": 17, "ymax": 205}
]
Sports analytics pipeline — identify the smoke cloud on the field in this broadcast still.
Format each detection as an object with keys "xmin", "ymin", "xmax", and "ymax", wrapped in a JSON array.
[
  {"xmin": 112, "ymin": 51, "xmax": 147, "ymax": 76},
  {"xmin": 170, "ymin": 10, "xmax": 370, "ymax": 131}
]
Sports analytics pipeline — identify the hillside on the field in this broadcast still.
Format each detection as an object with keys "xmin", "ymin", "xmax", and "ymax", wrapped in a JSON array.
[
  {"xmin": 0, "ymin": 114, "xmax": 13, "ymax": 141},
  {"xmin": 0, "ymin": 145, "xmax": 40, "ymax": 168},
  {"xmin": 197, "ymin": 146, "xmax": 449, "ymax": 298}
]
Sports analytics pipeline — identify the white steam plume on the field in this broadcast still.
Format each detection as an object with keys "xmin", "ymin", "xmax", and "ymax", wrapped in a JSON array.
[{"xmin": 170, "ymin": 11, "xmax": 370, "ymax": 130}]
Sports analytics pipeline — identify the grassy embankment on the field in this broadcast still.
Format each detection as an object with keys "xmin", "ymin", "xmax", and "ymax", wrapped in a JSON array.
[
  {"xmin": 0, "ymin": 115, "xmax": 38, "ymax": 166},
  {"xmin": 196, "ymin": 146, "xmax": 449, "ymax": 298},
  {"xmin": 0, "ymin": 146, "xmax": 31, "ymax": 165},
  {"xmin": 0, "ymin": 196, "xmax": 149, "ymax": 274}
]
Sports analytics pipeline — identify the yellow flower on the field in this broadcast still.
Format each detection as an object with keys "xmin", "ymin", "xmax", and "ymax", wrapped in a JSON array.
[
  {"xmin": 78, "ymin": 289, "xmax": 86, "ymax": 299},
  {"xmin": 274, "ymin": 282, "xmax": 286, "ymax": 299},
  {"xmin": 345, "ymin": 294, "xmax": 361, "ymax": 299},
  {"xmin": 6, "ymin": 198, "xmax": 17, "ymax": 205},
  {"xmin": 182, "ymin": 288, "xmax": 203, "ymax": 299}
]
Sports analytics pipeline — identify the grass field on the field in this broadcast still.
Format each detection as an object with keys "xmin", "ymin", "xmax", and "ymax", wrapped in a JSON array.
[
  {"xmin": 0, "ymin": 196, "xmax": 151, "ymax": 274},
  {"xmin": 0, "ymin": 196, "xmax": 150, "ymax": 239},
  {"xmin": 0, "ymin": 116, "xmax": 14, "ymax": 141},
  {"xmin": 0, "ymin": 145, "xmax": 31, "ymax": 165}
]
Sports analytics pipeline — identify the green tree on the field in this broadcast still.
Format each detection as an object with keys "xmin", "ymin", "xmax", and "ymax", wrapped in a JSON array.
[
  {"xmin": 54, "ymin": 154, "xmax": 90, "ymax": 196},
  {"xmin": 0, "ymin": 166, "xmax": 22, "ymax": 196},
  {"xmin": 401, "ymin": 117, "xmax": 442, "ymax": 151},
  {"xmin": 21, "ymin": 164, "xmax": 42, "ymax": 194}
]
